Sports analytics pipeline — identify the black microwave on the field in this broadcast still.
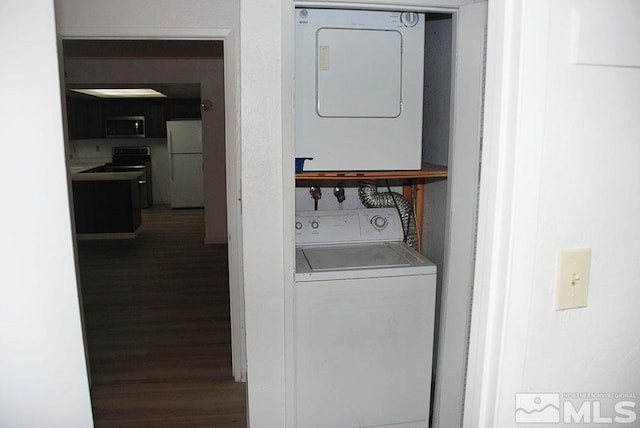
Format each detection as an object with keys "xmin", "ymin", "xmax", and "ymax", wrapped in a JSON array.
[{"xmin": 105, "ymin": 116, "xmax": 145, "ymax": 138}]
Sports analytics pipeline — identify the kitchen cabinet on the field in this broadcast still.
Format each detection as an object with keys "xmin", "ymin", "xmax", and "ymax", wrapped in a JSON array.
[
  {"xmin": 144, "ymin": 103, "xmax": 167, "ymax": 138},
  {"xmin": 66, "ymin": 98, "xmax": 201, "ymax": 139},
  {"xmin": 167, "ymin": 99, "xmax": 202, "ymax": 120},
  {"xmin": 66, "ymin": 98, "xmax": 103, "ymax": 139},
  {"xmin": 72, "ymin": 172, "xmax": 142, "ymax": 239},
  {"xmin": 295, "ymin": 163, "xmax": 447, "ymax": 251}
]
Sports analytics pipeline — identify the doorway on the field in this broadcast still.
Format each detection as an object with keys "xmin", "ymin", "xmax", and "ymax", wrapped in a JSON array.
[{"xmin": 61, "ymin": 39, "xmax": 246, "ymax": 423}]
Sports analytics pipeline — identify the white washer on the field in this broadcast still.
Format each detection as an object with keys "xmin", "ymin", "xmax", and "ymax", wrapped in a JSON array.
[{"xmin": 295, "ymin": 208, "xmax": 436, "ymax": 428}]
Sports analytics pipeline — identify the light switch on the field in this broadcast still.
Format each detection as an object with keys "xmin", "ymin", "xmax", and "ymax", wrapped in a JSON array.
[{"xmin": 555, "ymin": 248, "xmax": 592, "ymax": 310}]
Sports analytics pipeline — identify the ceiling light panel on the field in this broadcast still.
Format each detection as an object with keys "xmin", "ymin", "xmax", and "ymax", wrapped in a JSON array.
[{"xmin": 71, "ymin": 88, "xmax": 167, "ymax": 98}]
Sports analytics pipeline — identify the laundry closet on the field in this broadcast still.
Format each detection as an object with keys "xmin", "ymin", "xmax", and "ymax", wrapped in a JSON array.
[
  {"xmin": 291, "ymin": 3, "xmax": 485, "ymax": 427},
  {"xmin": 293, "ymin": 8, "xmax": 453, "ymax": 250}
]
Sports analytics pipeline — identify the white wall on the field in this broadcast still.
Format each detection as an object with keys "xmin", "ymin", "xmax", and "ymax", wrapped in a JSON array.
[
  {"xmin": 467, "ymin": 0, "xmax": 640, "ymax": 426},
  {"xmin": 0, "ymin": 1, "xmax": 94, "ymax": 426},
  {"xmin": 422, "ymin": 16, "xmax": 452, "ymax": 166},
  {"xmin": 421, "ymin": 12, "xmax": 452, "ymax": 341},
  {"xmin": 240, "ymin": 0, "xmax": 287, "ymax": 425},
  {"xmin": 295, "ymin": 0, "xmax": 482, "ymax": 9},
  {"xmin": 55, "ymin": 0, "xmax": 238, "ymax": 34}
]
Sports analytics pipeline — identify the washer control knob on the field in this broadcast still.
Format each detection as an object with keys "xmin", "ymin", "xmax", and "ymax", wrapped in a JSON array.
[
  {"xmin": 371, "ymin": 215, "xmax": 388, "ymax": 230},
  {"xmin": 295, "ymin": 221, "xmax": 303, "ymax": 230},
  {"xmin": 311, "ymin": 220, "xmax": 319, "ymax": 230}
]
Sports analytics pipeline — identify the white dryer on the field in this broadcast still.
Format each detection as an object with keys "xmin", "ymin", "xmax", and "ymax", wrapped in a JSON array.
[
  {"xmin": 294, "ymin": 8, "xmax": 425, "ymax": 171},
  {"xmin": 295, "ymin": 208, "xmax": 436, "ymax": 428}
]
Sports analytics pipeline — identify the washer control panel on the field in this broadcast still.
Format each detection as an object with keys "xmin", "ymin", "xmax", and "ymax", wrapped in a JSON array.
[{"xmin": 295, "ymin": 208, "xmax": 403, "ymax": 245}]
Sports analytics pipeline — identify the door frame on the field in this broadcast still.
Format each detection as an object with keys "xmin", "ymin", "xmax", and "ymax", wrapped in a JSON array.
[
  {"xmin": 283, "ymin": 2, "xmax": 486, "ymax": 425},
  {"xmin": 463, "ymin": 0, "xmax": 552, "ymax": 425},
  {"xmin": 430, "ymin": 3, "xmax": 486, "ymax": 427},
  {"xmin": 58, "ymin": 30, "xmax": 247, "ymax": 382}
]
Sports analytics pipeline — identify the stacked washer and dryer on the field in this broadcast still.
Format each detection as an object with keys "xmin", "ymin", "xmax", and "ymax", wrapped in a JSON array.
[{"xmin": 294, "ymin": 8, "xmax": 437, "ymax": 428}]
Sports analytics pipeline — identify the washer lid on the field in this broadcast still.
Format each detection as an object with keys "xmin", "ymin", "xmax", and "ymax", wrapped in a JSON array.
[{"xmin": 301, "ymin": 243, "xmax": 411, "ymax": 271}]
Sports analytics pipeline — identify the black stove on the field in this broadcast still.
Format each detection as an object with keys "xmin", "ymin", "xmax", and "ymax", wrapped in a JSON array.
[
  {"xmin": 111, "ymin": 146, "xmax": 151, "ymax": 165},
  {"xmin": 108, "ymin": 146, "xmax": 153, "ymax": 208}
]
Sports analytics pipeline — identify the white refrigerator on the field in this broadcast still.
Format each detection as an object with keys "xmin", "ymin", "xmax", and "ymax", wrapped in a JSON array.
[{"xmin": 167, "ymin": 120, "xmax": 204, "ymax": 208}]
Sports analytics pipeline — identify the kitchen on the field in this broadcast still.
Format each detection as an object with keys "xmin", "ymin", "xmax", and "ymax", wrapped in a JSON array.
[
  {"xmin": 67, "ymin": 94, "xmax": 203, "ymax": 237},
  {"xmin": 63, "ymin": 39, "xmax": 228, "ymax": 244}
]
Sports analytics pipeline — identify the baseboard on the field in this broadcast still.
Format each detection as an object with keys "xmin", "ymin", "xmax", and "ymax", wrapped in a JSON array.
[
  {"xmin": 205, "ymin": 234, "xmax": 227, "ymax": 245},
  {"xmin": 76, "ymin": 226, "xmax": 141, "ymax": 241}
]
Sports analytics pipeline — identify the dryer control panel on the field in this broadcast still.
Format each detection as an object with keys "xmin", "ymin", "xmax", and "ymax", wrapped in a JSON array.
[{"xmin": 295, "ymin": 208, "xmax": 403, "ymax": 245}]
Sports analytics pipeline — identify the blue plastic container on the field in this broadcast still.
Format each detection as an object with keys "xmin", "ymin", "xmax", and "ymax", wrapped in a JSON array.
[{"xmin": 295, "ymin": 157, "xmax": 313, "ymax": 173}]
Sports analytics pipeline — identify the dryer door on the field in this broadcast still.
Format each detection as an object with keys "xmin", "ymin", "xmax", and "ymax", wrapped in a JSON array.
[{"xmin": 316, "ymin": 28, "xmax": 402, "ymax": 118}]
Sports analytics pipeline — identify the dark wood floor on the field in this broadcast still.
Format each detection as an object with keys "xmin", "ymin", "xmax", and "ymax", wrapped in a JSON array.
[{"xmin": 77, "ymin": 205, "xmax": 247, "ymax": 428}]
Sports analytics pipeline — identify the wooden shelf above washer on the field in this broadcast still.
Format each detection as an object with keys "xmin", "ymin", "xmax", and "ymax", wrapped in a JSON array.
[
  {"xmin": 295, "ymin": 162, "xmax": 448, "ymax": 181},
  {"xmin": 295, "ymin": 163, "xmax": 448, "ymax": 252}
]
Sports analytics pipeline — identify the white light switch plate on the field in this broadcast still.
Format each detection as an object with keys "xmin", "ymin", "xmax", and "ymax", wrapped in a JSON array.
[{"xmin": 555, "ymin": 248, "xmax": 591, "ymax": 310}]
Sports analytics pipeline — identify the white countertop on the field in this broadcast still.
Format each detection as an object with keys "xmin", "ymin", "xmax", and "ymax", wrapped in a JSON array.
[
  {"xmin": 69, "ymin": 163, "xmax": 106, "ymax": 174},
  {"xmin": 71, "ymin": 171, "xmax": 142, "ymax": 181}
]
